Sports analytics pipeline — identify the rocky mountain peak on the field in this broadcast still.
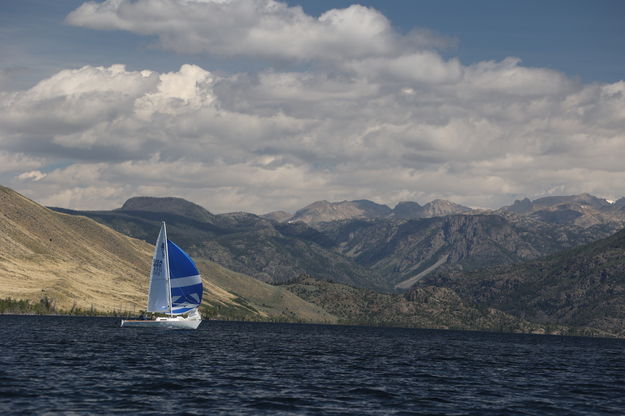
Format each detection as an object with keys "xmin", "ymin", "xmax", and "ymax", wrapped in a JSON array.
[
  {"xmin": 421, "ymin": 199, "xmax": 473, "ymax": 217},
  {"xmin": 500, "ymin": 193, "xmax": 625, "ymax": 228},
  {"xmin": 508, "ymin": 193, "xmax": 610, "ymax": 212},
  {"xmin": 507, "ymin": 198, "xmax": 533, "ymax": 214},
  {"xmin": 290, "ymin": 199, "xmax": 391, "ymax": 225},
  {"xmin": 392, "ymin": 201, "xmax": 424, "ymax": 219}
]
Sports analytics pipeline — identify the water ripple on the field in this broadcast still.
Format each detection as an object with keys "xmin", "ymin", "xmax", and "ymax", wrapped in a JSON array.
[{"xmin": 1, "ymin": 316, "xmax": 625, "ymax": 415}]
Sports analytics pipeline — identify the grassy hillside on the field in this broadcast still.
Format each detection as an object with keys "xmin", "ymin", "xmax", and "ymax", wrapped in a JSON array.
[{"xmin": 0, "ymin": 185, "xmax": 152, "ymax": 312}]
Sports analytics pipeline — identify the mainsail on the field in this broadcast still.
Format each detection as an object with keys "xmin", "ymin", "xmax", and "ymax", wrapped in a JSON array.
[
  {"xmin": 146, "ymin": 222, "xmax": 202, "ymax": 314},
  {"xmin": 147, "ymin": 223, "xmax": 170, "ymax": 313}
]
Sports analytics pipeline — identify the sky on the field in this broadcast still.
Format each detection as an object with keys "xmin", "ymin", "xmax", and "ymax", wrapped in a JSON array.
[{"xmin": 1, "ymin": 0, "xmax": 624, "ymax": 213}]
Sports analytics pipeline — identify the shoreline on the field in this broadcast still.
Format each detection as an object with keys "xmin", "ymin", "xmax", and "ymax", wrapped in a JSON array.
[{"xmin": 1, "ymin": 311, "xmax": 620, "ymax": 340}]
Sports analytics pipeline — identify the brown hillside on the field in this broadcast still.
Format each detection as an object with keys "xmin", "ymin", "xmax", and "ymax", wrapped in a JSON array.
[{"xmin": 0, "ymin": 186, "xmax": 153, "ymax": 311}]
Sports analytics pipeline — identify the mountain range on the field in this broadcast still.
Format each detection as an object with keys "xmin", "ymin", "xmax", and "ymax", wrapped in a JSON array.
[
  {"xmin": 499, "ymin": 193, "xmax": 625, "ymax": 228},
  {"xmin": 54, "ymin": 198, "xmax": 387, "ymax": 290},
  {"xmin": 2, "ymin": 185, "xmax": 585, "ymax": 335},
  {"xmin": 52, "ymin": 193, "xmax": 625, "ymax": 292},
  {"xmin": 317, "ymin": 214, "xmax": 605, "ymax": 289},
  {"xmin": 4, "ymin": 185, "xmax": 625, "ymax": 335},
  {"xmin": 264, "ymin": 198, "xmax": 476, "ymax": 226},
  {"xmin": 263, "ymin": 194, "xmax": 625, "ymax": 230},
  {"xmin": 58, "ymin": 192, "xmax": 625, "ymax": 336}
]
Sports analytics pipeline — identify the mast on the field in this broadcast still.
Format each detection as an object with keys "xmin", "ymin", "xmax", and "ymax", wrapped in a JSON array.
[
  {"xmin": 146, "ymin": 222, "xmax": 162, "ymax": 312},
  {"xmin": 162, "ymin": 221, "xmax": 173, "ymax": 315}
]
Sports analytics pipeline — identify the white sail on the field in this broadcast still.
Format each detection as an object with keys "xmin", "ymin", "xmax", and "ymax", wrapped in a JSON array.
[{"xmin": 146, "ymin": 222, "xmax": 171, "ymax": 313}]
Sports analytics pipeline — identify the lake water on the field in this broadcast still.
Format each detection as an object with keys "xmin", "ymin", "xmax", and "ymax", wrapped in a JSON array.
[{"xmin": 1, "ymin": 316, "xmax": 625, "ymax": 415}]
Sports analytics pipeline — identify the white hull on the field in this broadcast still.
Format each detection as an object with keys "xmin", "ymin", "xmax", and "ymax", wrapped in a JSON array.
[{"xmin": 121, "ymin": 315, "xmax": 201, "ymax": 330}]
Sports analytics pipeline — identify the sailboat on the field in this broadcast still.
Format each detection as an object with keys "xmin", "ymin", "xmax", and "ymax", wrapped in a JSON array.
[{"xmin": 121, "ymin": 222, "xmax": 203, "ymax": 329}]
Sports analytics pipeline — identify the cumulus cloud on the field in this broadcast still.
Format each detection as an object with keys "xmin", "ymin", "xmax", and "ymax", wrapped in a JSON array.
[
  {"xmin": 66, "ymin": 0, "xmax": 452, "ymax": 61},
  {"xmin": 1, "ymin": 59, "xmax": 624, "ymax": 213},
  {"xmin": 464, "ymin": 57, "xmax": 576, "ymax": 97},
  {"xmin": 1, "ymin": 0, "xmax": 624, "ymax": 212},
  {"xmin": 345, "ymin": 52, "xmax": 463, "ymax": 84}
]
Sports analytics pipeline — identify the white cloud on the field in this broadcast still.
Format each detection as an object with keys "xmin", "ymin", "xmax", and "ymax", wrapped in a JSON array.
[
  {"xmin": 1, "ymin": 1, "xmax": 624, "ymax": 212},
  {"xmin": 464, "ymin": 57, "xmax": 576, "ymax": 97},
  {"xmin": 66, "ymin": 0, "xmax": 451, "ymax": 61},
  {"xmin": 134, "ymin": 64, "xmax": 216, "ymax": 118},
  {"xmin": 17, "ymin": 170, "xmax": 47, "ymax": 181},
  {"xmin": 2, "ymin": 59, "xmax": 624, "ymax": 212},
  {"xmin": 346, "ymin": 52, "xmax": 463, "ymax": 84}
]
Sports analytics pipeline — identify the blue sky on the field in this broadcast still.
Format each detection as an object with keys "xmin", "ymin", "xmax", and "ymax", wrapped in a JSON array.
[
  {"xmin": 1, "ymin": 0, "xmax": 624, "ymax": 212},
  {"xmin": 294, "ymin": 0, "xmax": 625, "ymax": 82}
]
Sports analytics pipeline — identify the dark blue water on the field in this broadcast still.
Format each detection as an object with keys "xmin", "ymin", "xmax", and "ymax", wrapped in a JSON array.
[{"xmin": 1, "ymin": 316, "xmax": 625, "ymax": 415}]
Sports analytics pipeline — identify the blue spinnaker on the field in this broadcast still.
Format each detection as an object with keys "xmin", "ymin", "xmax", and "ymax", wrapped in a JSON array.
[{"xmin": 167, "ymin": 240, "xmax": 203, "ymax": 314}]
